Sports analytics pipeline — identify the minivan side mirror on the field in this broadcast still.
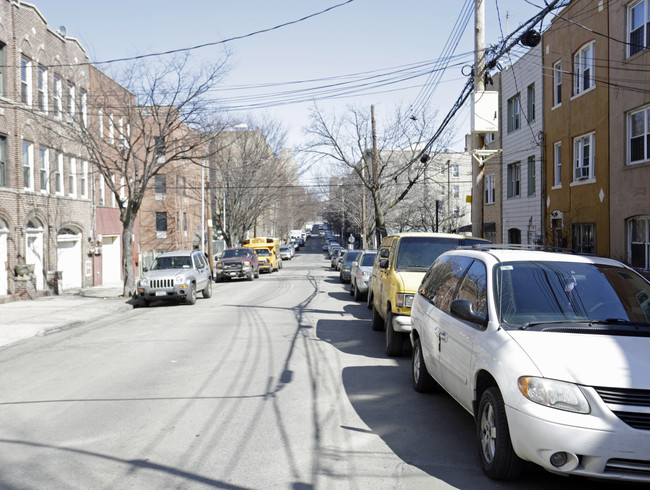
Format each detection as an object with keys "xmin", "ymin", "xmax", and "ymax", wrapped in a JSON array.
[
  {"xmin": 379, "ymin": 258, "xmax": 389, "ymax": 269},
  {"xmin": 450, "ymin": 299, "xmax": 487, "ymax": 326},
  {"xmin": 380, "ymin": 249, "xmax": 389, "ymax": 258}
]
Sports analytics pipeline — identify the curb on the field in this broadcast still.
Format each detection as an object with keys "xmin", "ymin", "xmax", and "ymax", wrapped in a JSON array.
[{"xmin": 37, "ymin": 320, "xmax": 85, "ymax": 337}]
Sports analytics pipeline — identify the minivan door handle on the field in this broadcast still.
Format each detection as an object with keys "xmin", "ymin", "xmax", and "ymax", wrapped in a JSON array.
[{"xmin": 439, "ymin": 331, "xmax": 448, "ymax": 342}]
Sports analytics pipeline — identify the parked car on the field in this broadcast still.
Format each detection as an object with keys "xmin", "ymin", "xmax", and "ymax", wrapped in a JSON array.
[
  {"xmin": 136, "ymin": 250, "xmax": 213, "ymax": 306},
  {"xmin": 369, "ymin": 232, "xmax": 489, "ymax": 356},
  {"xmin": 330, "ymin": 248, "xmax": 343, "ymax": 269},
  {"xmin": 339, "ymin": 250, "xmax": 361, "ymax": 283},
  {"xmin": 214, "ymin": 247, "xmax": 259, "ymax": 281},
  {"xmin": 410, "ymin": 245, "xmax": 650, "ymax": 483},
  {"xmin": 280, "ymin": 245, "xmax": 293, "ymax": 260},
  {"xmin": 349, "ymin": 250, "xmax": 377, "ymax": 300}
]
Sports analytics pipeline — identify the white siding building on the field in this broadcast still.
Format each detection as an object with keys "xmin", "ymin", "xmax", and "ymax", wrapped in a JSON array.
[{"xmin": 501, "ymin": 44, "xmax": 544, "ymax": 244}]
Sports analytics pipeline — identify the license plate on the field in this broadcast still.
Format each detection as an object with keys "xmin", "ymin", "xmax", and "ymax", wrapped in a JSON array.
[
  {"xmin": 155, "ymin": 291, "xmax": 166, "ymax": 297},
  {"xmin": 229, "ymin": 272, "xmax": 237, "ymax": 276}
]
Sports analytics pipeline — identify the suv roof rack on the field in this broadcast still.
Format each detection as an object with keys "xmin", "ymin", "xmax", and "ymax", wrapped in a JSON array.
[{"xmin": 459, "ymin": 243, "xmax": 587, "ymax": 255}]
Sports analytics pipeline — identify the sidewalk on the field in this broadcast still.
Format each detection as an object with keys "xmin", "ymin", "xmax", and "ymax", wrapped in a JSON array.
[{"xmin": 0, "ymin": 284, "xmax": 134, "ymax": 349}]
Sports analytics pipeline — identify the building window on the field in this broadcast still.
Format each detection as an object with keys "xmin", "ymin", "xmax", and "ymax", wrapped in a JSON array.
[
  {"xmin": 98, "ymin": 107, "xmax": 104, "ymax": 138},
  {"xmin": 507, "ymin": 94, "xmax": 521, "ymax": 132},
  {"xmin": 183, "ymin": 212, "xmax": 188, "ymax": 235},
  {"xmin": 453, "ymin": 185, "xmax": 459, "ymax": 198},
  {"xmin": 573, "ymin": 42, "xmax": 595, "ymax": 96},
  {"xmin": 120, "ymin": 176, "xmax": 126, "ymax": 204},
  {"xmin": 452, "ymin": 165, "xmax": 459, "ymax": 178},
  {"xmin": 572, "ymin": 223, "xmax": 596, "ymax": 254},
  {"xmin": 527, "ymin": 155, "xmax": 536, "ymax": 196},
  {"xmin": 155, "ymin": 174, "xmax": 166, "ymax": 200},
  {"xmin": 0, "ymin": 43, "xmax": 5, "ymax": 96},
  {"xmin": 80, "ymin": 160, "xmax": 88, "ymax": 198},
  {"xmin": 629, "ymin": 105, "xmax": 650, "ymax": 164},
  {"xmin": 508, "ymin": 228, "xmax": 521, "ymax": 244},
  {"xmin": 0, "ymin": 135, "xmax": 7, "ymax": 187},
  {"xmin": 80, "ymin": 90, "xmax": 87, "ymax": 127},
  {"xmin": 628, "ymin": 216, "xmax": 650, "ymax": 269},
  {"xmin": 98, "ymin": 176, "xmax": 105, "ymax": 206},
  {"xmin": 23, "ymin": 141, "xmax": 34, "ymax": 190},
  {"xmin": 485, "ymin": 174, "xmax": 495, "ymax": 204},
  {"xmin": 38, "ymin": 65, "xmax": 48, "ymax": 113},
  {"xmin": 108, "ymin": 111, "xmax": 115, "ymax": 143},
  {"xmin": 154, "ymin": 136, "xmax": 166, "ymax": 162},
  {"xmin": 66, "ymin": 81, "xmax": 75, "ymax": 122},
  {"xmin": 55, "ymin": 151, "xmax": 63, "ymax": 194},
  {"xmin": 507, "ymin": 162, "xmax": 521, "ymax": 198},
  {"xmin": 111, "ymin": 174, "xmax": 116, "ymax": 207},
  {"xmin": 21, "ymin": 56, "xmax": 32, "ymax": 106},
  {"xmin": 628, "ymin": 0, "xmax": 650, "ymax": 57},
  {"xmin": 553, "ymin": 61, "xmax": 562, "ymax": 106},
  {"xmin": 573, "ymin": 133, "xmax": 595, "ymax": 181},
  {"xmin": 39, "ymin": 147, "xmax": 49, "ymax": 193},
  {"xmin": 118, "ymin": 116, "xmax": 125, "ymax": 146},
  {"xmin": 453, "ymin": 206, "xmax": 460, "ymax": 217},
  {"xmin": 527, "ymin": 83, "xmax": 535, "ymax": 121},
  {"xmin": 68, "ymin": 156, "xmax": 77, "ymax": 197},
  {"xmin": 53, "ymin": 75, "xmax": 63, "ymax": 119},
  {"xmin": 554, "ymin": 142, "xmax": 562, "ymax": 187},
  {"xmin": 156, "ymin": 212, "xmax": 168, "ymax": 239}
]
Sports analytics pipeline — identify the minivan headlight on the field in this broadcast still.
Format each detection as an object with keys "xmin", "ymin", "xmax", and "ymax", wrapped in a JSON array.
[
  {"xmin": 518, "ymin": 377, "xmax": 590, "ymax": 413},
  {"xmin": 396, "ymin": 293, "xmax": 414, "ymax": 308}
]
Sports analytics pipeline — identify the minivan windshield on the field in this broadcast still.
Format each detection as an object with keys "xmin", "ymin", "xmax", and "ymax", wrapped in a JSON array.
[
  {"xmin": 494, "ymin": 261, "xmax": 650, "ymax": 328},
  {"xmin": 394, "ymin": 237, "xmax": 483, "ymax": 271}
]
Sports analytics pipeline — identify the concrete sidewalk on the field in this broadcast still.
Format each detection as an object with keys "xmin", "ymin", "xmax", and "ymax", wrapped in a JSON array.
[{"xmin": 0, "ymin": 284, "xmax": 134, "ymax": 349}]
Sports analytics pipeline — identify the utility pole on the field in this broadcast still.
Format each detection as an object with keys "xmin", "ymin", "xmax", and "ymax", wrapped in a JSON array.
[
  {"xmin": 371, "ymin": 105, "xmax": 380, "ymax": 247},
  {"xmin": 361, "ymin": 165, "xmax": 367, "ymax": 249},
  {"xmin": 471, "ymin": 0, "xmax": 486, "ymax": 237}
]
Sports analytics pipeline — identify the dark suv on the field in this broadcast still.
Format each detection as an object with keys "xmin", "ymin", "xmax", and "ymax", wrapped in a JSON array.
[{"xmin": 215, "ymin": 247, "xmax": 260, "ymax": 281}]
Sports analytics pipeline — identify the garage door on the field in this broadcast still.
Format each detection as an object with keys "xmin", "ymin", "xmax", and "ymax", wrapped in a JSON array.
[
  {"xmin": 57, "ymin": 230, "xmax": 82, "ymax": 291},
  {"xmin": 101, "ymin": 235, "xmax": 121, "ymax": 284}
]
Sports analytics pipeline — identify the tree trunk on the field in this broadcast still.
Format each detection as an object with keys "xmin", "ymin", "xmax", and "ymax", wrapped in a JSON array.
[{"xmin": 121, "ymin": 218, "xmax": 137, "ymax": 298}]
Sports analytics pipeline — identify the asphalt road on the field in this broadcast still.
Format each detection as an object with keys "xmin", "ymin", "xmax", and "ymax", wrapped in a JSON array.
[{"xmin": 0, "ymin": 238, "xmax": 634, "ymax": 489}]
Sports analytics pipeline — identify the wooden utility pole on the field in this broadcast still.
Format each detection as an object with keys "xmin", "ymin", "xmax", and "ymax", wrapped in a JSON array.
[
  {"xmin": 371, "ymin": 105, "xmax": 380, "ymax": 247},
  {"xmin": 361, "ymin": 165, "xmax": 367, "ymax": 249},
  {"xmin": 471, "ymin": 0, "xmax": 486, "ymax": 237}
]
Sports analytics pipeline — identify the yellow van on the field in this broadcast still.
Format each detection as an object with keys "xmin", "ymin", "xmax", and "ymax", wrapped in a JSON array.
[
  {"xmin": 369, "ymin": 232, "xmax": 489, "ymax": 356},
  {"xmin": 242, "ymin": 237, "xmax": 281, "ymax": 273}
]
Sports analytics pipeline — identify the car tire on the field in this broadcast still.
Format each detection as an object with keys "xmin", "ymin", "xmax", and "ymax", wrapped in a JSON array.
[
  {"xmin": 371, "ymin": 302, "xmax": 385, "ymax": 331},
  {"xmin": 247, "ymin": 272, "xmax": 254, "ymax": 281},
  {"xmin": 202, "ymin": 280, "xmax": 212, "ymax": 298},
  {"xmin": 186, "ymin": 284, "xmax": 197, "ymax": 305},
  {"xmin": 412, "ymin": 337, "xmax": 438, "ymax": 393},
  {"xmin": 353, "ymin": 282, "xmax": 362, "ymax": 301},
  {"xmin": 477, "ymin": 387, "xmax": 523, "ymax": 481},
  {"xmin": 349, "ymin": 280, "xmax": 355, "ymax": 296},
  {"xmin": 367, "ymin": 289, "xmax": 373, "ymax": 309},
  {"xmin": 385, "ymin": 312, "xmax": 405, "ymax": 357},
  {"xmin": 255, "ymin": 269, "xmax": 260, "ymax": 279}
]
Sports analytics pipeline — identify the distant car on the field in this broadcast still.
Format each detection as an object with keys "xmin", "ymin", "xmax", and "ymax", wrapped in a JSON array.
[
  {"xmin": 330, "ymin": 248, "xmax": 343, "ymax": 269},
  {"xmin": 214, "ymin": 247, "xmax": 259, "ymax": 281},
  {"xmin": 137, "ymin": 250, "xmax": 212, "ymax": 306},
  {"xmin": 411, "ymin": 245, "xmax": 650, "ymax": 483},
  {"xmin": 349, "ymin": 250, "xmax": 377, "ymax": 300},
  {"xmin": 339, "ymin": 250, "xmax": 361, "ymax": 283},
  {"xmin": 280, "ymin": 245, "xmax": 292, "ymax": 260}
]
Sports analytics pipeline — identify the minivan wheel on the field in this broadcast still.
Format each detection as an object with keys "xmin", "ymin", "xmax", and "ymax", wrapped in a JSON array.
[
  {"xmin": 477, "ymin": 387, "xmax": 523, "ymax": 480},
  {"xmin": 385, "ymin": 312, "xmax": 405, "ymax": 356},
  {"xmin": 371, "ymin": 303, "xmax": 384, "ymax": 331},
  {"xmin": 412, "ymin": 338, "xmax": 438, "ymax": 393}
]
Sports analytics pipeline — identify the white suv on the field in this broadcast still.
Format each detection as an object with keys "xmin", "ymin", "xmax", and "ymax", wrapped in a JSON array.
[{"xmin": 410, "ymin": 246, "xmax": 650, "ymax": 483}]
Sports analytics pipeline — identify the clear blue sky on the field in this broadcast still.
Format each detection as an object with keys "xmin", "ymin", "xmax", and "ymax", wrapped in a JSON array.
[{"xmin": 34, "ymin": 1, "xmax": 550, "ymax": 166}]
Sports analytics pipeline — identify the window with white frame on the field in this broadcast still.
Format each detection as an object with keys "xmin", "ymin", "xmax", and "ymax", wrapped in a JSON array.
[
  {"xmin": 527, "ymin": 83, "xmax": 535, "ymax": 121},
  {"xmin": 38, "ymin": 65, "xmax": 47, "ymax": 113},
  {"xmin": 628, "ymin": 216, "xmax": 650, "ymax": 269},
  {"xmin": 629, "ymin": 105, "xmax": 650, "ymax": 164},
  {"xmin": 66, "ymin": 81, "xmax": 75, "ymax": 122},
  {"xmin": 156, "ymin": 212, "xmax": 167, "ymax": 239},
  {"xmin": 80, "ymin": 90, "xmax": 87, "ymax": 127},
  {"xmin": 554, "ymin": 142, "xmax": 562, "ymax": 187},
  {"xmin": 507, "ymin": 93, "xmax": 521, "ymax": 132},
  {"xmin": 452, "ymin": 165, "xmax": 459, "ymax": 178},
  {"xmin": 553, "ymin": 61, "xmax": 562, "ymax": 106},
  {"xmin": 98, "ymin": 107, "xmax": 104, "ymax": 138},
  {"xmin": 485, "ymin": 174, "xmax": 495, "ymax": 204},
  {"xmin": 628, "ymin": 0, "xmax": 650, "ymax": 57},
  {"xmin": 21, "ymin": 56, "xmax": 32, "ymax": 106},
  {"xmin": 527, "ymin": 155, "xmax": 536, "ymax": 196},
  {"xmin": 507, "ymin": 162, "xmax": 521, "ymax": 198},
  {"xmin": 39, "ymin": 147, "xmax": 49, "ymax": 193},
  {"xmin": 573, "ymin": 42, "xmax": 595, "ymax": 96},
  {"xmin": 55, "ymin": 151, "xmax": 63, "ymax": 194},
  {"xmin": 53, "ymin": 75, "xmax": 63, "ymax": 119},
  {"xmin": 98, "ymin": 175, "xmax": 105, "ymax": 206},
  {"xmin": 453, "ymin": 185, "xmax": 459, "ymax": 198},
  {"xmin": 108, "ymin": 111, "xmax": 115, "ymax": 143},
  {"xmin": 118, "ymin": 116, "xmax": 125, "ymax": 146},
  {"xmin": 23, "ymin": 141, "xmax": 33, "ymax": 190},
  {"xmin": 68, "ymin": 156, "xmax": 77, "ymax": 197},
  {"xmin": 573, "ymin": 133, "xmax": 595, "ymax": 181},
  {"xmin": 80, "ymin": 160, "xmax": 88, "ymax": 198},
  {"xmin": 183, "ymin": 212, "xmax": 188, "ymax": 236},
  {"xmin": 155, "ymin": 174, "xmax": 166, "ymax": 200},
  {"xmin": 0, "ymin": 135, "xmax": 7, "ymax": 187}
]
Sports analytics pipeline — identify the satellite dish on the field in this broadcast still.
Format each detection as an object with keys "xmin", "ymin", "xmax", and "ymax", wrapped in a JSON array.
[
  {"xmin": 58, "ymin": 25, "xmax": 67, "ymax": 37},
  {"xmin": 520, "ymin": 29, "xmax": 541, "ymax": 48}
]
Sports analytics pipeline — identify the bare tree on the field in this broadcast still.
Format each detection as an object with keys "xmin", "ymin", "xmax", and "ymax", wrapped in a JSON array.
[
  {"xmin": 303, "ymin": 104, "xmax": 452, "ymax": 243},
  {"xmin": 38, "ymin": 54, "xmax": 229, "ymax": 297}
]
